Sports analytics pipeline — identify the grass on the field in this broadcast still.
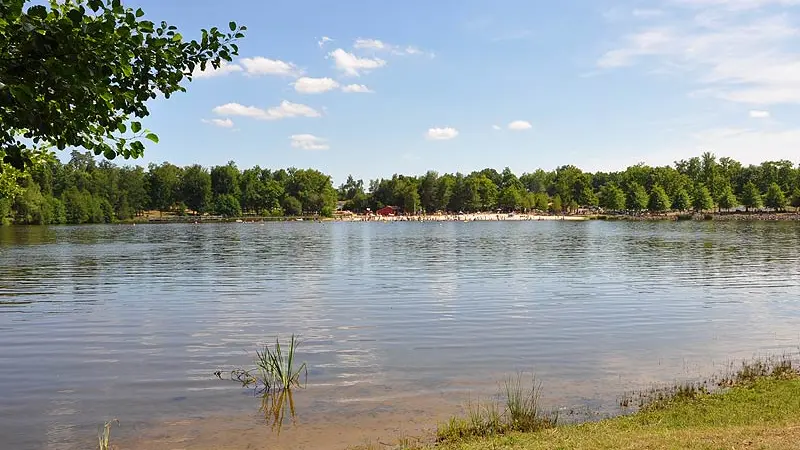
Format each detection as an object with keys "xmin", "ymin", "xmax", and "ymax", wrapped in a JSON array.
[
  {"xmin": 436, "ymin": 356, "xmax": 800, "ymax": 450},
  {"xmin": 436, "ymin": 373, "xmax": 558, "ymax": 443}
]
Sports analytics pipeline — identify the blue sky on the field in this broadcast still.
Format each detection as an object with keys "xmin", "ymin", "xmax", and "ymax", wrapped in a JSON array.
[{"xmin": 128, "ymin": 0, "xmax": 800, "ymax": 184}]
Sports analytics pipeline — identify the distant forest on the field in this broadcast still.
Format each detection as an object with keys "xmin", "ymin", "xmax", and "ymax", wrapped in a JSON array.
[{"xmin": 1, "ymin": 151, "xmax": 800, "ymax": 225}]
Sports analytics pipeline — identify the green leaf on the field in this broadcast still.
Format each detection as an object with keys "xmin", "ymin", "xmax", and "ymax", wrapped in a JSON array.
[
  {"xmin": 8, "ymin": 85, "xmax": 32, "ymax": 101},
  {"xmin": 145, "ymin": 133, "xmax": 159, "ymax": 143},
  {"xmin": 131, "ymin": 121, "xmax": 142, "ymax": 133},
  {"xmin": 229, "ymin": 21, "xmax": 236, "ymax": 31},
  {"xmin": 117, "ymin": 123, "xmax": 127, "ymax": 133},
  {"xmin": 27, "ymin": 5, "xmax": 48, "ymax": 20},
  {"xmin": 66, "ymin": 8, "xmax": 83, "ymax": 24},
  {"xmin": 136, "ymin": 8, "xmax": 145, "ymax": 18}
]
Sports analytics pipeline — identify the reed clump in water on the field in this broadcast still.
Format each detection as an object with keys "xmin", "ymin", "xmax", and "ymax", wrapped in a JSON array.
[
  {"xmin": 437, "ymin": 372, "xmax": 557, "ymax": 442},
  {"xmin": 219, "ymin": 334, "xmax": 307, "ymax": 394},
  {"xmin": 216, "ymin": 334, "xmax": 308, "ymax": 432}
]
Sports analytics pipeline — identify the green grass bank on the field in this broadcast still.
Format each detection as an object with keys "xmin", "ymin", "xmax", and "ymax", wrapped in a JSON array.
[{"xmin": 355, "ymin": 358, "xmax": 800, "ymax": 450}]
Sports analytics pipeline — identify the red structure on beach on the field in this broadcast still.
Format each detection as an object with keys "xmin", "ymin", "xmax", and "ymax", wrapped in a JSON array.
[{"xmin": 376, "ymin": 206, "xmax": 398, "ymax": 216}]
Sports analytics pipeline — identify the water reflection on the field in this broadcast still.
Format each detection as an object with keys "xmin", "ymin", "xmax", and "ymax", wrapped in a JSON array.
[{"xmin": 260, "ymin": 389, "xmax": 297, "ymax": 433}]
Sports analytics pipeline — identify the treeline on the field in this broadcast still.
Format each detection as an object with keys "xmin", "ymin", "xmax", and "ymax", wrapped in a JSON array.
[
  {"xmin": 1, "ymin": 151, "xmax": 800, "ymax": 225},
  {"xmin": 341, "ymin": 152, "xmax": 800, "ymax": 215},
  {"xmin": 0, "ymin": 151, "xmax": 336, "ymax": 225}
]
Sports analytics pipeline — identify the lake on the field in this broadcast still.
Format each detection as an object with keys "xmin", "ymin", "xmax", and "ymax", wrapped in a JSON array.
[{"xmin": 1, "ymin": 221, "xmax": 799, "ymax": 449}]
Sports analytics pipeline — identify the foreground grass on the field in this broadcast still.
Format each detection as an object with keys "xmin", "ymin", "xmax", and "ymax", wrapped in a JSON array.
[{"xmin": 442, "ymin": 377, "xmax": 800, "ymax": 450}]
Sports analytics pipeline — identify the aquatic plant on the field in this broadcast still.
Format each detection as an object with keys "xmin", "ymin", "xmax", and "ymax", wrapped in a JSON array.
[
  {"xmin": 256, "ymin": 334, "xmax": 308, "ymax": 391},
  {"xmin": 97, "ymin": 419, "xmax": 119, "ymax": 450},
  {"xmin": 218, "ymin": 334, "xmax": 307, "ymax": 393}
]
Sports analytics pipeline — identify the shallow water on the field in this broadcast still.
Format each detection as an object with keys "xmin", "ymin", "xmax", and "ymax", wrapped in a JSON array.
[{"xmin": 1, "ymin": 221, "xmax": 799, "ymax": 449}]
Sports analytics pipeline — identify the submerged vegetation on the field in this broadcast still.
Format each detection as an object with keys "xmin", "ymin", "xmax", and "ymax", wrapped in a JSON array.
[{"xmin": 3, "ymin": 152, "xmax": 800, "ymax": 224}]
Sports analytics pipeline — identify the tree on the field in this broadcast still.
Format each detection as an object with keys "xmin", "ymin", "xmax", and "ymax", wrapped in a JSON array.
[
  {"xmin": 791, "ymin": 188, "xmax": 800, "ymax": 211},
  {"xmin": 214, "ymin": 194, "xmax": 241, "ymax": 217},
  {"xmin": 62, "ymin": 186, "xmax": 90, "ymax": 224},
  {"xmin": 534, "ymin": 193, "xmax": 550, "ymax": 212},
  {"xmin": 147, "ymin": 163, "xmax": 181, "ymax": 213},
  {"xmin": 287, "ymin": 169, "xmax": 337, "ymax": 214},
  {"xmin": 282, "ymin": 195, "xmax": 302, "ymax": 216},
  {"xmin": 180, "ymin": 165, "xmax": 212, "ymax": 214},
  {"xmin": 672, "ymin": 188, "xmax": 691, "ymax": 212},
  {"xmin": 717, "ymin": 184, "xmax": 738, "ymax": 212},
  {"xmin": 550, "ymin": 194, "xmax": 563, "ymax": 214},
  {"xmin": 394, "ymin": 178, "xmax": 420, "ymax": 214},
  {"xmin": 498, "ymin": 185, "xmax": 523, "ymax": 211},
  {"xmin": 765, "ymin": 182, "xmax": 787, "ymax": 211},
  {"xmin": 648, "ymin": 184, "xmax": 671, "ymax": 213},
  {"xmin": 0, "ymin": 0, "xmax": 245, "ymax": 173},
  {"xmin": 418, "ymin": 171, "xmax": 439, "ymax": 213},
  {"xmin": 239, "ymin": 166, "xmax": 263, "ymax": 213},
  {"xmin": 434, "ymin": 174, "xmax": 455, "ymax": 212},
  {"xmin": 474, "ymin": 174, "xmax": 499, "ymax": 211},
  {"xmin": 741, "ymin": 182, "xmax": 763, "ymax": 212},
  {"xmin": 210, "ymin": 162, "xmax": 240, "ymax": 197},
  {"xmin": 599, "ymin": 184, "xmax": 625, "ymax": 211},
  {"xmin": 627, "ymin": 182, "xmax": 649, "ymax": 212},
  {"xmin": 692, "ymin": 184, "xmax": 714, "ymax": 212},
  {"xmin": 117, "ymin": 166, "xmax": 148, "ymax": 217}
]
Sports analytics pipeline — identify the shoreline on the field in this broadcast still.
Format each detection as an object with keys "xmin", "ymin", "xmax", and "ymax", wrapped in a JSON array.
[{"xmin": 129, "ymin": 211, "xmax": 800, "ymax": 224}]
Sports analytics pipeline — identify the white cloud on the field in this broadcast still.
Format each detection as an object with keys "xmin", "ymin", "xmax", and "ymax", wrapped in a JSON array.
[
  {"xmin": 201, "ymin": 118, "xmax": 234, "ymax": 128},
  {"xmin": 290, "ymin": 134, "xmax": 329, "ymax": 150},
  {"xmin": 328, "ymin": 48, "xmax": 386, "ymax": 76},
  {"xmin": 492, "ymin": 125, "xmax": 502, "ymax": 131},
  {"xmin": 354, "ymin": 38, "xmax": 388, "ymax": 50},
  {"xmin": 508, "ymin": 120, "xmax": 533, "ymax": 130},
  {"xmin": 599, "ymin": 4, "xmax": 800, "ymax": 105},
  {"xmin": 749, "ymin": 109, "xmax": 771, "ymax": 118},
  {"xmin": 239, "ymin": 57, "xmax": 302, "ymax": 77},
  {"xmin": 192, "ymin": 62, "xmax": 243, "ymax": 78},
  {"xmin": 212, "ymin": 101, "xmax": 321, "ymax": 120},
  {"xmin": 293, "ymin": 77, "xmax": 340, "ymax": 94},
  {"xmin": 426, "ymin": 127, "xmax": 459, "ymax": 140},
  {"xmin": 341, "ymin": 84, "xmax": 374, "ymax": 93},
  {"xmin": 317, "ymin": 36, "xmax": 333, "ymax": 48},
  {"xmin": 353, "ymin": 38, "xmax": 433, "ymax": 57}
]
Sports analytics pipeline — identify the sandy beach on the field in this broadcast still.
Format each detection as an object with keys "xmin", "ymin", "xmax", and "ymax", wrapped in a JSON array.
[{"xmin": 335, "ymin": 213, "xmax": 589, "ymax": 222}]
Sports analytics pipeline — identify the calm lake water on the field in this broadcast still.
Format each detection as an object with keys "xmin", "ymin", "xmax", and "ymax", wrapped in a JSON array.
[{"xmin": 1, "ymin": 221, "xmax": 800, "ymax": 449}]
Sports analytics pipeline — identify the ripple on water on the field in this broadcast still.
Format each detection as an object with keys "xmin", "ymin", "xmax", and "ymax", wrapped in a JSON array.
[{"xmin": 0, "ymin": 221, "xmax": 799, "ymax": 449}]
